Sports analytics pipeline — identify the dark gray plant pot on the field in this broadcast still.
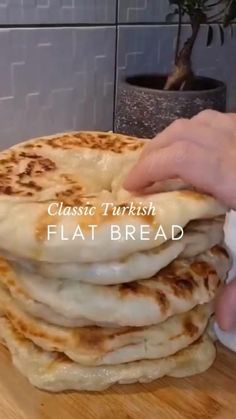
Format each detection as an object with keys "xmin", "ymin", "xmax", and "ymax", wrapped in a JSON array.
[{"xmin": 115, "ymin": 75, "xmax": 227, "ymax": 138}]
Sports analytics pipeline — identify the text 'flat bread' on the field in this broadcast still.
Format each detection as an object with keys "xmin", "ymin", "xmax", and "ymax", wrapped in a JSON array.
[{"xmin": 5, "ymin": 217, "xmax": 223, "ymax": 285}]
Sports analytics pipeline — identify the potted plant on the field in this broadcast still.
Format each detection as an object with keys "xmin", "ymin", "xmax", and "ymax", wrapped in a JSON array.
[{"xmin": 115, "ymin": 0, "xmax": 236, "ymax": 138}]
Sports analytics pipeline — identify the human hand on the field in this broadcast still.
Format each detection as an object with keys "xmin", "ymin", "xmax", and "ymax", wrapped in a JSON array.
[
  {"xmin": 216, "ymin": 279, "xmax": 236, "ymax": 331},
  {"xmin": 124, "ymin": 110, "xmax": 236, "ymax": 209}
]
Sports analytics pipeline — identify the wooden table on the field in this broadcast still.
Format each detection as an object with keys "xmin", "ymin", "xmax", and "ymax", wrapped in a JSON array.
[{"xmin": 0, "ymin": 343, "xmax": 235, "ymax": 419}]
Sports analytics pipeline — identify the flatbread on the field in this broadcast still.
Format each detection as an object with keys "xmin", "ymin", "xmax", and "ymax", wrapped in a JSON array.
[
  {"xmin": 0, "ymin": 131, "xmax": 226, "ymax": 263},
  {"xmin": 5, "ymin": 217, "xmax": 224, "ymax": 285},
  {"xmin": 0, "ymin": 317, "xmax": 216, "ymax": 392},
  {"xmin": 0, "ymin": 246, "xmax": 229, "ymax": 327},
  {"xmin": 0, "ymin": 286, "xmax": 212, "ymax": 365}
]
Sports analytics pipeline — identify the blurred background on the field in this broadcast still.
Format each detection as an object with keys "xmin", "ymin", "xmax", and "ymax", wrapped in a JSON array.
[{"xmin": 0, "ymin": 0, "xmax": 235, "ymax": 148}]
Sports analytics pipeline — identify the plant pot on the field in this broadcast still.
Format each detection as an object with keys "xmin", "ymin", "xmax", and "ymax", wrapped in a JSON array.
[{"xmin": 115, "ymin": 75, "xmax": 227, "ymax": 138}]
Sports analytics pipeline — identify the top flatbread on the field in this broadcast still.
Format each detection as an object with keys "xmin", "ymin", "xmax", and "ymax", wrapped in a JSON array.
[{"xmin": 0, "ymin": 131, "xmax": 226, "ymax": 263}]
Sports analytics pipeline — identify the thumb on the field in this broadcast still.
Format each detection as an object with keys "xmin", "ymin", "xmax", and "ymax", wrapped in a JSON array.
[{"xmin": 215, "ymin": 279, "xmax": 236, "ymax": 330}]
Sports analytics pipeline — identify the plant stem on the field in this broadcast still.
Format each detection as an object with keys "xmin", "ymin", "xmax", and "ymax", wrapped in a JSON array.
[
  {"xmin": 175, "ymin": 5, "xmax": 182, "ymax": 63},
  {"xmin": 164, "ymin": 13, "xmax": 201, "ymax": 90}
]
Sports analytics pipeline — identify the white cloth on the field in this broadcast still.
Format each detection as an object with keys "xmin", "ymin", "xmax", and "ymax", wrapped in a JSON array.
[{"xmin": 214, "ymin": 210, "xmax": 236, "ymax": 351}]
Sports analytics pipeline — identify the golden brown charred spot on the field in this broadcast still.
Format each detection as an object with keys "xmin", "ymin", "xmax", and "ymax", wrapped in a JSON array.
[
  {"xmin": 204, "ymin": 277, "xmax": 209, "ymax": 290},
  {"xmin": 74, "ymin": 325, "xmax": 141, "ymax": 352},
  {"xmin": 9, "ymin": 322, "xmax": 33, "ymax": 345},
  {"xmin": 117, "ymin": 282, "xmax": 169, "ymax": 313},
  {"xmin": 176, "ymin": 277, "xmax": 197, "ymax": 291},
  {"xmin": 75, "ymin": 327, "xmax": 107, "ymax": 351},
  {"xmin": 19, "ymin": 152, "xmax": 41, "ymax": 159},
  {"xmin": 0, "ymin": 273, "xmax": 31, "ymax": 300},
  {"xmin": 38, "ymin": 158, "xmax": 56, "ymax": 172},
  {"xmin": 167, "ymin": 275, "xmax": 198, "ymax": 298},
  {"xmin": 0, "ymin": 149, "xmax": 56, "ymax": 197},
  {"xmin": 17, "ymin": 180, "xmax": 42, "ymax": 191},
  {"xmin": 0, "ymin": 183, "xmax": 33, "ymax": 196},
  {"xmin": 110, "ymin": 326, "xmax": 142, "ymax": 337},
  {"xmin": 191, "ymin": 261, "xmax": 211, "ymax": 276},
  {"xmin": 141, "ymin": 214, "xmax": 155, "ymax": 225},
  {"xmin": 56, "ymin": 188, "xmax": 75, "ymax": 197},
  {"xmin": 0, "ymin": 151, "xmax": 17, "ymax": 165},
  {"xmin": 0, "ymin": 185, "xmax": 13, "ymax": 195},
  {"xmin": 55, "ymin": 185, "xmax": 93, "ymax": 206},
  {"xmin": 23, "ymin": 143, "xmax": 35, "ymax": 149},
  {"xmin": 178, "ymin": 190, "xmax": 207, "ymax": 201},
  {"xmin": 1, "ymin": 297, "xmax": 68, "ymax": 349},
  {"xmin": 19, "ymin": 161, "xmax": 35, "ymax": 177},
  {"xmin": 8, "ymin": 312, "xmax": 66, "ymax": 346},
  {"xmin": 19, "ymin": 157, "xmax": 56, "ymax": 177},
  {"xmin": 60, "ymin": 174, "xmax": 78, "ymax": 185},
  {"xmin": 211, "ymin": 245, "xmax": 229, "ymax": 259},
  {"xmin": 183, "ymin": 319, "xmax": 199, "ymax": 337},
  {"xmin": 0, "ymin": 259, "xmax": 10, "ymax": 275},
  {"xmin": 6, "ymin": 310, "xmax": 28, "ymax": 334},
  {"xmin": 118, "ymin": 281, "xmax": 145, "ymax": 296},
  {"xmin": 46, "ymin": 132, "xmax": 144, "ymax": 153},
  {"xmin": 154, "ymin": 290, "xmax": 169, "ymax": 314},
  {"xmin": 117, "ymin": 203, "xmax": 131, "ymax": 210}
]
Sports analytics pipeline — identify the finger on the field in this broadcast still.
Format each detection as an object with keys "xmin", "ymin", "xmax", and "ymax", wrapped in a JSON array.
[
  {"xmin": 124, "ymin": 140, "xmax": 219, "ymax": 193},
  {"xmin": 141, "ymin": 117, "xmax": 228, "ymax": 160},
  {"xmin": 215, "ymin": 279, "xmax": 236, "ymax": 330},
  {"xmin": 193, "ymin": 109, "xmax": 236, "ymax": 132},
  {"xmin": 140, "ymin": 178, "xmax": 191, "ymax": 195},
  {"xmin": 141, "ymin": 119, "xmax": 191, "ymax": 156},
  {"xmin": 136, "ymin": 119, "xmax": 194, "ymax": 163}
]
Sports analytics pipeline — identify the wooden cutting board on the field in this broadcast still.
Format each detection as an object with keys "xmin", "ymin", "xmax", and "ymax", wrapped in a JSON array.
[{"xmin": 0, "ymin": 344, "xmax": 236, "ymax": 419}]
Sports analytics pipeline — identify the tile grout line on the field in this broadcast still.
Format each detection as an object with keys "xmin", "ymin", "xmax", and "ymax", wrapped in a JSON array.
[{"xmin": 112, "ymin": 0, "xmax": 119, "ymax": 132}]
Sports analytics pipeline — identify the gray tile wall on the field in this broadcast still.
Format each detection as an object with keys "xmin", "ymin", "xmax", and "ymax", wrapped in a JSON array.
[
  {"xmin": 0, "ymin": 27, "xmax": 115, "ymax": 149},
  {"xmin": 0, "ymin": 1, "xmax": 116, "ymax": 24},
  {"xmin": 117, "ymin": 0, "xmax": 231, "ymax": 23},
  {"xmin": 118, "ymin": 0, "xmax": 170, "ymax": 23},
  {"xmin": 0, "ymin": 1, "xmax": 235, "ymax": 148}
]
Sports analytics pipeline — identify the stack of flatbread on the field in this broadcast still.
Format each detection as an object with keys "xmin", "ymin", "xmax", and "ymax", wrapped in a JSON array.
[{"xmin": 0, "ymin": 131, "xmax": 231, "ymax": 392}]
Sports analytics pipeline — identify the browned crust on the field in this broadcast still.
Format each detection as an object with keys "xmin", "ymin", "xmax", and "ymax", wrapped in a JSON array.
[
  {"xmin": 45, "ymin": 132, "xmax": 145, "ymax": 153},
  {"xmin": 0, "ymin": 131, "xmax": 145, "ymax": 199}
]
